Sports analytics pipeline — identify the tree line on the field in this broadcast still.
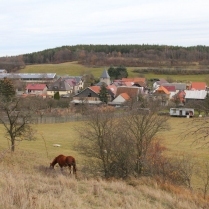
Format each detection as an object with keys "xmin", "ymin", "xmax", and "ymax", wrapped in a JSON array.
[{"xmin": 1, "ymin": 44, "xmax": 209, "ymax": 72}]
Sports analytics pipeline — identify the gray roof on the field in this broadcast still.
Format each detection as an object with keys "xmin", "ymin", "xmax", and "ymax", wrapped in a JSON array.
[
  {"xmin": 47, "ymin": 78, "xmax": 72, "ymax": 91},
  {"xmin": 100, "ymin": 69, "xmax": 110, "ymax": 78},
  {"xmin": 162, "ymin": 83, "xmax": 187, "ymax": 91},
  {"xmin": 95, "ymin": 81, "xmax": 107, "ymax": 86},
  {"xmin": 62, "ymin": 76, "xmax": 83, "ymax": 84},
  {"xmin": 0, "ymin": 73, "xmax": 56, "ymax": 79},
  {"xmin": 156, "ymin": 79, "xmax": 168, "ymax": 85},
  {"xmin": 185, "ymin": 90, "xmax": 207, "ymax": 99}
]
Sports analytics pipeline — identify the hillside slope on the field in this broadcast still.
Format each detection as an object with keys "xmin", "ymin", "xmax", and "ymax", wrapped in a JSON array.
[{"xmin": 0, "ymin": 150, "xmax": 208, "ymax": 209}]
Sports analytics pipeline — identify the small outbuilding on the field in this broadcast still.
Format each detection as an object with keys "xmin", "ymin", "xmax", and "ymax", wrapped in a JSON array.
[{"xmin": 170, "ymin": 108, "xmax": 194, "ymax": 117}]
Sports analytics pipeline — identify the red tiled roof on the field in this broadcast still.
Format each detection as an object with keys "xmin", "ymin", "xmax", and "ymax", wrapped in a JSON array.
[
  {"xmin": 163, "ymin": 85, "xmax": 176, "ymax": 92},
  {"xmin": 155, "ymin": 86, "xmax": 170, "ymax": 95},
  {"xmin": 121, "ymin": 77, "xmax": 146, "ymax": 83},
  {"xmin": 107, "ymin": 84, "xmax": 117, "ymax": 95},
  {"xmin": 26, "ymin": 83, "xmax": 46, "ymax": 90},
  {"xmin": 120, "ymin": 93, "xmax": 130, "ymax": 100},
  {"xmin": 88, "ymin": 86, "xmax": 101, "ymax": 94},
  {"xmin": 116, "ymin": 86, "xmax": 140, "ymax": 98},
  {"xmin": 124, "ymin": 82, "xmax": 134, "ymax": 87},
  {"xmin": 191, "ymin": 82, "xmax": 207, "ymax": 90}
]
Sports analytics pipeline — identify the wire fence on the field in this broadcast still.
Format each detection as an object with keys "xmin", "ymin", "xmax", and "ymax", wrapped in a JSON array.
[{"xmin": 32, "ymin": 114, "xmax": 88, "ymax": 124}]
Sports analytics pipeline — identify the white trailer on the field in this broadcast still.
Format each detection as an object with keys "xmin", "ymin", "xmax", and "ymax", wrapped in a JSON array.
[{"xmin": 170, "ymin": 108, "xmax": 194, "ymax": 117}]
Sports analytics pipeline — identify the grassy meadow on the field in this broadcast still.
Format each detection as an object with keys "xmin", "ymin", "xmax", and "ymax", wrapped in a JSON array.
[
  {"xmin": 1, "ymin": 117, "xmax": 209, "ymax": 208},
  {"xmin": 1, "ymin": 62, "xmax": 209, "ymax": 208},
  {"xmin": 2, "ymin": 117, "xmax": 209, "ymax": 168},
  {"xmin": 20, "ymin": 61, "xmax": 209, "ymax": 83}
]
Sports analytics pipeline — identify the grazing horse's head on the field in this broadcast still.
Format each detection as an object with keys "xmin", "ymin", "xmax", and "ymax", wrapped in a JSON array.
[
  {"xmin": 50, "ymin": 156, "xmax": 58, "ymax": 169},
  {"xmin": 49, "ymin": 163, "xmax": 54, "ymax": 169}
]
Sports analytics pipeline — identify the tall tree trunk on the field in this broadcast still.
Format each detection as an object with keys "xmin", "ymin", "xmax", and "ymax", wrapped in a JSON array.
[{"xmin": 11, "ymin": 138, "xmax": 15, "ymax": 152}]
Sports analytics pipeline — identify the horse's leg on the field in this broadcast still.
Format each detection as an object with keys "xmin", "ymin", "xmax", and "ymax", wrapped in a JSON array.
[
  {"xmin": 73, "ymin": 165, "xmax": 76, "ymax": 175},
  {"xmin": 68, "ymin": 165, "xmax": 72, "ymax": 174}
]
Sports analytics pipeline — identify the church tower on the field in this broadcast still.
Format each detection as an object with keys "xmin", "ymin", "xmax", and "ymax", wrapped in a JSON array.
[{"xmin": 100, "ymin": 69, "xmax": 110, "ymax": 85}]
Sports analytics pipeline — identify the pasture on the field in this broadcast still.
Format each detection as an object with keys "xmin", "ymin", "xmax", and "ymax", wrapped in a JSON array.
[
  {"xmin": 20, "ymin": 61, "xmax": 209, "ymax": 83},
  {"xmin": 0, "ymin": 122, "xmax": 82, "ymax": 163},
  {"xmin": 0, "ymin": 117, "xmax": 209, "ymax": 184},
  {"xmin": 0, "ymin": 118, "xmax": 209, "ymax": 208}
]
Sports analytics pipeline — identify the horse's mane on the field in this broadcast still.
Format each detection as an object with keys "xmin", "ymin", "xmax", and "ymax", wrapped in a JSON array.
[{"xmin": 50, "ymin": 156, "xmax": 58, "ymax": 166}]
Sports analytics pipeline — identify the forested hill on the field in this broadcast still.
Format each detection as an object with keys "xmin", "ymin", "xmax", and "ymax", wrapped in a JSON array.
[{"xmin": 1, "ymin": 44, "xmax": 209, "ymax": 72}]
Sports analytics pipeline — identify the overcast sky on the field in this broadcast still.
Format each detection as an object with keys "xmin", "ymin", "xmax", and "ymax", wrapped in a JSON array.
[{"xmin": 0, "ymin": 0, "xmax": 209, "ymax": 57}]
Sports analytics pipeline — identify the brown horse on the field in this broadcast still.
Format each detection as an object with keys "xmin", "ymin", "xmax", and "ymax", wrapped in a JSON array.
[{"xmin": 50, "ymin": 154, "xmax": 76, "ymax": 174}]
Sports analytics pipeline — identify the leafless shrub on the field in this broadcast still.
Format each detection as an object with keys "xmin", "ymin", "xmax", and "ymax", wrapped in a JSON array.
[{"xmin": 197, "ymin": 161, "xmax": 209, "ymax": 199}]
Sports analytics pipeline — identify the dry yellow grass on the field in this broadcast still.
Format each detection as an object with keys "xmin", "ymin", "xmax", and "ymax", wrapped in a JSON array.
[
  {"xmin": 0, "ymin": 118, "xmax": 209, "ymax": 208},
  {"xmin": 0, "ymin": 150, "xmax": 208, "ymax": 209}
]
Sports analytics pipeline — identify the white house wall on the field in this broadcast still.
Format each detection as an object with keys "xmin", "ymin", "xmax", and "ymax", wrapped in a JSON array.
[
  {"xmin": 47, "ymin": 90, "xmax": 72, "ymax": 97},
  {"xmin": 185, "ymin": 90, "xmax": 207, "ymax": 99},
  {"xmin": 112, "ymin": 95, "xmax": 126, "ymax": 103}
]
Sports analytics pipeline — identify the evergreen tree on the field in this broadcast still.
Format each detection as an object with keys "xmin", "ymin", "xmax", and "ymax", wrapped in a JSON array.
[
  {"xmin": 99, "ymin": 84, "xmax": 108, "ymax": 104},
  {"xmin": 54, "ymin": 91, "xmax": 60, "ymax": 100},
  {"xmin": 116, "ymin": 66, "xmax": 128, "ymax": 78},
  {"xmin": 108, "ymin": 66, "xmax": 128, "ymax": 79},
  {"xmin": 108, "ymin": 66, "xmax": 117, "ymax": 79},
  {"xmin": 0, "ymin": 78, "xmax": 16, "ymax": 101}
]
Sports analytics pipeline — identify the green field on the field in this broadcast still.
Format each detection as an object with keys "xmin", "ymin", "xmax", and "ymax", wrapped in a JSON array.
[
  {"xmin": 0, "ymin": 121, "xmax": 83, "ymax": 162},
  {"xmin": 0, "ymin": 117, "xmax": 209, "ymax": 188},
  {"xmin": 20, "ymin": 61, "xmax": 209, "ymax": 83},
  {"xmin": 1, "ymin": 117, "xmax": 208, "ymax": 160}
]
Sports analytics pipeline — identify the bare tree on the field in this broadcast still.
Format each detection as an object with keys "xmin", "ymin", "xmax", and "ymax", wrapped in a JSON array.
[
  {"xmin": 76, "ymin": 97, "xmax": 89, "ymax": 115},
  {"xmin": 124, "ymin": 106, "xmax": 169, "ymax": 176},
  {"xmin": 76, "ymin": 106, "xmax": 119, "ymax": 178},
  {"xmin": 175, "ymin": 154, "xmax": 196, "ymax": 188},
  {"xmin": 76, "ymin": 103, "xmax": 169, "ymax": 178},
  {"xmin": 0, "ymin": 97, "xmax": 36, "ymax": 152},
  {"xmin": 181, "ymin": 117, "xmax": 209, "ymax": 146},
  {"xmin": 197, "ymin": 162, "xmax": 209, "ymax": 199}
]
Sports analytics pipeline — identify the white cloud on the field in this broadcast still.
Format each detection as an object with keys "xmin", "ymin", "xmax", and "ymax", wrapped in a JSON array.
[{"xmin": 0, "ymin": 0, "xmax": 209, "ymax": 56}]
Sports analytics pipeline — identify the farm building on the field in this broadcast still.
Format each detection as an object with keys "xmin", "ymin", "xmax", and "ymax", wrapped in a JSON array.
[{"xmin": 170, "ymin": 108, "xmax": 194, "ymax": 117}]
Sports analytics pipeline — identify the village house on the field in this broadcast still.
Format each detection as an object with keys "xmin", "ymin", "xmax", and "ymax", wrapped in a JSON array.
[
  {"xmin": 113, "ymin": 77, "xmax": 147, "ymax": 91},
  {"xmin": 25, "ymin": 83, "xmax": 47, "ymax": 96},
  {"xmin": 108, "ymin": 92, "xmax": 130, "ymax": 106},
  {"xmin": 184, "ymin": 90, "xmax": 207, "ymax": 102},
  {"xmin": 108, "ymin": 86, "xmax": 144, "ymax": 106},
  {"xmin": 171, "ymin": 90, "xmax": 186, "ymax": 105},
  {"xmin": 153, "ymin": 78, "xmax": 168, "ymax": 89},
  {"xmin": 189, "ymin": 82, "xmax": 207, "ymax": 90},
  {"xmin": 153, "ymin": 86, "xmax": 170, "ymax": 106},
  {"xmin": 46, "ymin": 76, "xmax": 84, "ymax": 98},
  {"xmin": 47, "ymin": 77, "xmax": 72, "ymax": 98},
  {"xmin": 71, "ymin": 70, "xmax": 115, "ymax": 105},
  {"xmin": 161, "ymin": 83, "xmax": 187, "ymax": 91},
  {"xmin": 71, "ymin": 85, "xmax": 114, "ymax": 105},
  {"xmin": 62, "ymin": 76, "xmax": 84, "ymax": 94},
  {"xmin": 162, "ymin": 85, "xmax": 176, "ymax": 99}
]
